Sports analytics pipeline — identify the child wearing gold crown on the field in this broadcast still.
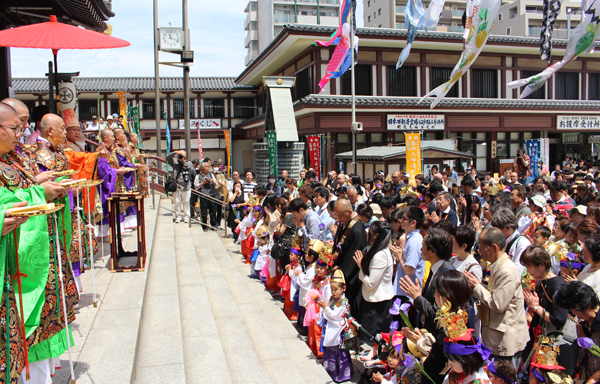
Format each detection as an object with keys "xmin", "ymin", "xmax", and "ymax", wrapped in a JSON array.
[
  {"xmin": 528, "ymin": 336, "xmax": 570, "ymax": 384},
  {"xmin": 252, "ymin": 225, "xmax": 271, "ymax": 282},
  {"xmin": 437, "ymin": 303, "xmax": 493, "ymax": 384},
  {"xmin": 319, "ymin": 270, "xmax": 356, "ymax": 382},
  {"xmin": 298, "ymin": 240, "xmax": 333, "ymax": 359},
  {"xmin": 296, "ymin": 239, "xmax": 323, "ymax": 336}
]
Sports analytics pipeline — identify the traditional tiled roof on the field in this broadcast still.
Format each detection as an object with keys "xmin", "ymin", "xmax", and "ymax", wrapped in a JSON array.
[
  {"xmin": 238, "ymin": 23, "xmax": 600, "ymax": 82},
  {"xmin": 335, "ymin": 145, "xmax": 474, "ymax": 160},
  {"xmin": 295, "ymin": 95, "xmax": 600, "ymax": 110},
  {"xmin": 12, "ymin": 77, "xmax": 257, "ymax": 93},
  {"xmin": 282, "ymin": 24, "xmax": 593, "ymax": 47}
]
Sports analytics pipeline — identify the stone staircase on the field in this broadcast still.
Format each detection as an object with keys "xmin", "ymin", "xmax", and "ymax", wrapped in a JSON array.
[{"xmin": 131, "ymin": 197, "xmax": 333, "ymax": 383}]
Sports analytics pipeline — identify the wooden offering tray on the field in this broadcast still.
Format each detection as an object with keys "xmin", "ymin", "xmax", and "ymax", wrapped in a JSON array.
[
  {"xmin": 53, "ymin": 169, "xmax": 80, "ymax": 177},
  {"xmin": 7, "ymin": 203, "xmax": 65, "ymax": 217}
]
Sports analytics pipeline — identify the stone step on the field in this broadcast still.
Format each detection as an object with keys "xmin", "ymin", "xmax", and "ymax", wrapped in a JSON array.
[
  {"xmin": 189, "ymin": 226, "xmax": 273, "ymax": 384},
  {"xmin": 172, "ymin": 222, "xmax": 232, "ymax": 383},
  {"xmin": 201, "ymin": 230, "xmax": 334, "ymax": 384},
  {"xmin": 132, "ymin": 199, "xmax": 186, "ymax": 383}
]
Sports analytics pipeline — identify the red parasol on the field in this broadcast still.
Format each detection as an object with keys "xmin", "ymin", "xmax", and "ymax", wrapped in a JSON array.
[{"xmin": 0, "ymin": 15, "xmax": 130, "ymax": 110}]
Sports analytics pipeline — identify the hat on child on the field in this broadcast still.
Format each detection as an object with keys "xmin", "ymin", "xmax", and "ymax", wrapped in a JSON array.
[{"xmin": 437, "ymin": 302, "xmax": 491, "ymax": 360}]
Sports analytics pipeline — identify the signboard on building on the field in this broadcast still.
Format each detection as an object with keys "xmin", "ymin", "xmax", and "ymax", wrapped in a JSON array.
[
  {"xmin": 387, "ymin": 115, "xmax": 445, "ymax": 131},
  {"xmin": 526, "ymin": 140, "xmax": 540, "ymax": 178},
  {"xmin": 557, "ymin": 115, "xmax": 600, "ymax": 130},
  {"xmin": 179, "ymin": 119, "xmax": 222, "ymax": 130}
]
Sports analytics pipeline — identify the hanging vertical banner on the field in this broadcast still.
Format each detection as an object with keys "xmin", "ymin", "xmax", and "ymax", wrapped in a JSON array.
[
  {"xmin": 131, "ymin": 105, "xmax": 142, "ymax": 148},
  {"xmin": 406, "ymin": 132, "xmax": 422, "ymax": 185},
  {"xmin": 196, "ymin": 121, "xmax": 204, "ymax": 160},
  {"xmin": 266, "ymin": 131, "xmax": 278, "ymax": 176},
  {"xmin": 224, "ymin": 129, "xmax": 232, "ymax": 178},
  {"xmin": 539, "ymin": 138, "xmax": 550, "ymax": 172},
  {"xmin": 526, "ymin": 139, "xmax": 540, "ymax": 178},
  {"xmin": 117, "ymin": 90, "xmax": 128, "ymax": 131},
  {"xmin": 165, "ymin": 112, "xmax": 171, "ymax": 154},
  {"xmin": 307, "ymin": 135, "xmax": 322, "ymax": 181}
]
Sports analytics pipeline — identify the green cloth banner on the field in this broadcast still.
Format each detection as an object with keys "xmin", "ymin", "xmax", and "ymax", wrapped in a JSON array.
[{"xmin": 266, "ymin": 131, "xmax": 277, "ymax": 176}]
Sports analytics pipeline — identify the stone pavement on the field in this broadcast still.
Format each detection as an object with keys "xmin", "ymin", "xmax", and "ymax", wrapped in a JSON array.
[{"xmin": 49, "ymin": 196, "xmax": 371, "ymax": 383}]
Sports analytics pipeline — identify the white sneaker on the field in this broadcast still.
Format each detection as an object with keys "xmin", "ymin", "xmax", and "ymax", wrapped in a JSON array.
[{"xmin": 175, "ymin": 217, "xmax": 181, "ymax": 223}]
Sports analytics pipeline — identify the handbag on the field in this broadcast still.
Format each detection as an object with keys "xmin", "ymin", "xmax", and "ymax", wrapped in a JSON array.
[
  {"xmin": 270, "ymin": 235, "xmax": 290, "ymax": 261},
  {"xmin": 540, "ymin": 282, "xmax": 577, "ymax": 344}
]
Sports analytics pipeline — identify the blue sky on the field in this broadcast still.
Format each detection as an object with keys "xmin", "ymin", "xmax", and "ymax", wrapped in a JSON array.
[{"xmin": 10, "ymin": 0, "xmax": 363, "ymax": 79}]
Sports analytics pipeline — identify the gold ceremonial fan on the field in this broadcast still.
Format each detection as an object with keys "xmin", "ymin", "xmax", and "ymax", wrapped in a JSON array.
[
  {"xmin": 80, "ymin": 179, "xmax": 104, "ymax": 188},
  {"xmin": 53, "ymin": 169, "xmax": 80, "ymax": 177},
  {"xmin": 61, "ymin": 179, "xmax": 90, "ymax": 189},
  {"xmin": 7, "ymin": 203, "xmax": 65, "ymax": 217}
]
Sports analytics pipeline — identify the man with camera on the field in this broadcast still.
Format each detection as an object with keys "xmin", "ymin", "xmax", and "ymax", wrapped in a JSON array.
[
  {"xmin": 513, "ymin": 148, "xmax": 531, "ymax": 185},
  {"xmin": 194, "ymin": 158, "xmax": 219, "ymax": 230},
  {"xmin": 166, "ymin": 150, "xmax": 196, "ymax": 223}
]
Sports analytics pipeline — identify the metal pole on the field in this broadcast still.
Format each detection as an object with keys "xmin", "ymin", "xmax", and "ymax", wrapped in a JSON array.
[
  {"xmin": 183, "ymin": 0, "xmax": 191, "ymax": 160},
  {"xmin": 567, "ymin": 10, "xmax": 571, "ymax": 39},
  {"xmin": 153, "ymin": 0, "xmax": 162, "ymax": 160},
  {"xmin": 350, "ymin": 0, "xmax": 357, "ymax": 175}
]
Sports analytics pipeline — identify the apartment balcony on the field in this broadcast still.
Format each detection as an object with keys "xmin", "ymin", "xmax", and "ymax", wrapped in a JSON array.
[
  {"xmin": 320, "ymin": 0, "xmax": 340, "ymax": 5},
  {"xmin": 245, "ymin": 49, "xmax": 259, "ymax": 66},
  {"xmin": 274, "ymin": 14, "xmax": 296, "ymax": 23},
  {"xmin": 396, "ymin": 22, "xmax": 406, "ymax": 29},
  {"xmin": 244, "ymin": 10, "xmax": 257, "ymax": 30},
  {"xmin": 528, "ymin": 26, "xmax": 576, "ymax": 39},
  {"xmin": 395, "ymin": 5, "xmax": 406, "ymax": 13},
  {"xmin": 440, "ymin": 9, "xmax": 464, "ymax": 19},
  {"xmin": 320, "ymin": 15, "xmax": 340, "ymax": 26},
  {"xmin": 435, "ymin": 25, "xmax": 465, "ymax": 32},
  {"xmin": 296, "ymin": 0, "xmax": 318, "ymax": 4},
  {"xmin": 244, "ymin": 30, "xmax": 258, "ymax": 48},
  {"xmin": 297, "ymin": 15, "xmax": 317, "ymax": 24}
]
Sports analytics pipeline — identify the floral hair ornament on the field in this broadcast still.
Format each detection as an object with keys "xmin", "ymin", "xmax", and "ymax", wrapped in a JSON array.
[
  {"xmin": 317, "ymin": 244, "xmax": 335, "ymax": 267},
  {"xmin": 522, "ymin": 272, "xmax": 536, "ymax": 291},
  {"xmin": 437, "ymin": 302, "xmax": 492, "ymax": 360},
  {"xmin": 487, "ymin": 359, "xmax": 514, "ymax": 384},
  {"xmin": 531, "ymin": 335, "xmax": 564, "ymax": 371}
]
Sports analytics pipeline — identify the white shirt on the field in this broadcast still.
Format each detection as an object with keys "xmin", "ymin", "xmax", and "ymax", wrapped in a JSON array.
[
  {"xmin": 506, "ymin": 230, "xmax": 531, "ymax": 278},
  {"xmin": 359, "ymin": 248, "xmax": 395, "ymax": 302},
  {"xmin": 87, "ymin": 122, "xmax": 100, "ymax": 131},
  {"xmin": 451, "ymin": 254, "xmax": 483, "ymax": 282},
  {"xmin": 578, "ymin": 264, "xmax": 600, "ymax": 298}
]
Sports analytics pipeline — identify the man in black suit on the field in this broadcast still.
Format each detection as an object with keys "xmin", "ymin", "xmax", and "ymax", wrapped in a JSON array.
[
  {"xmin": 430, "ymin": 191, "xmax": 458, "ymax": 227},
  {"xmin": 399, "ymin": 228, "xmax": 455, "ymax": 333},
  {"xmin": 333, "ymin": 198, "xmax": 368, "ymax": 317}
]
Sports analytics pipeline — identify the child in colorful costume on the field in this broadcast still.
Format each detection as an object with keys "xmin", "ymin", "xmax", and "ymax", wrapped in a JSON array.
[
  {"xmin": 296, "ymin": 239, "xmax": 322, "ymax": 335},
  {"xmin": 319, "ymin": 270, "xmax": 357, "ymax": 382},
  {"xmin": 281, "ymin": 234, "xmax": 303, "ymax": 320}
]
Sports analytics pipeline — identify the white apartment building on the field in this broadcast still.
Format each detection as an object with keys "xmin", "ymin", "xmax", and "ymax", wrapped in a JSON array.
[
  {"xmin": 364, "ymin": 0, "xmax": 468, "ymax": 32},
  {"xmin": 494, "ymin": 0, "xmax": 582, "ymax": 39},
  {"xmin": 244, "ymin": 0, "xmax": 341, "ymax": 66}
]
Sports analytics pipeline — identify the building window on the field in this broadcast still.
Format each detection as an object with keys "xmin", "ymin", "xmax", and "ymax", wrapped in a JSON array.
[
  {"xmin": 367, "ymin": 0, "xmax": 370, "ymax": 6},
  {"xmin": 522, "ymin": 70, "xmax": 546, "ymax": 99},
  {"xmin": 296, "ymin": 67, "xmax": 311, "ymax": 100},
  {"xmin": 233, "ymin": 98, "xmax": 255, "ymax": 118},
  {"xmin": 110, "ymin": 100, "xmax": 120, "ymax": 116},
  {"xmin": 506, "ymin": 27, "xmax": 511, "ymax": 34},
  {"xmin": 590, "ymin": 73, "xmax": 600, "ymax": 100},
  {"xmin": 472, "ymin": 68, "xmax": 498, "ymax": 98},
  {"xmin": 499, "ymin": 13, "xmax": 503, "ymax": 21},
  {"xmin": 172, "ymin": 99, "xmax": 194, "ymax": 119},
  {"xmin": 431, "ymin": 67, "xmax": 458, "ymax": 97},
  {"xmin": 204, "ymin": 99, "xmax": 225, "ymax": 118},
  {"xmin": 368, "ymin": 15, "xmax": 371, "ymax": 22},
  {"xmin": 378, "ymin": 8, "xmax": 381, "ymax": 15},
  {"xmin": 556, "ymin": 72, "xmax": 579, "ymax": 99},
  {"xmin": 79, "ymin": 100, "xmax": 98, "ymax": 121},
  {"xmin": 388, "ymin": 65, "xmax": 416, "ymax": 96},
  {"xmin": 143, "ymin": 100, "xmax": 156, "ymax": 119},
  {"xmin": 342, "ymin": 64, "xmax": 373, "ymax": 96}
]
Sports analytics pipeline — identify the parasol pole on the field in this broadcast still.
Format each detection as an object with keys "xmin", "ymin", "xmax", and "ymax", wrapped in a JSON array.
[
  {"xmin": 53, "ymin": 49, "xmax": 59, "ymax": 115},
  {"xmin": 12, "ymin": 229, "xmax": 29, "ymax": 380},
  {"xmin": 85, "ymin": 186, "xmax": 97, "ymax": 307},
  {"xmin": 98, "ymin": 184, "xmax": 105, "ymax": 262},
  {"xmin": 52, "ymin": 213, "xmax": 76, "ymax": 384},
  {"xmin": 75, "ymin": 192, "xmax": 84, "ymax": 295}
]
